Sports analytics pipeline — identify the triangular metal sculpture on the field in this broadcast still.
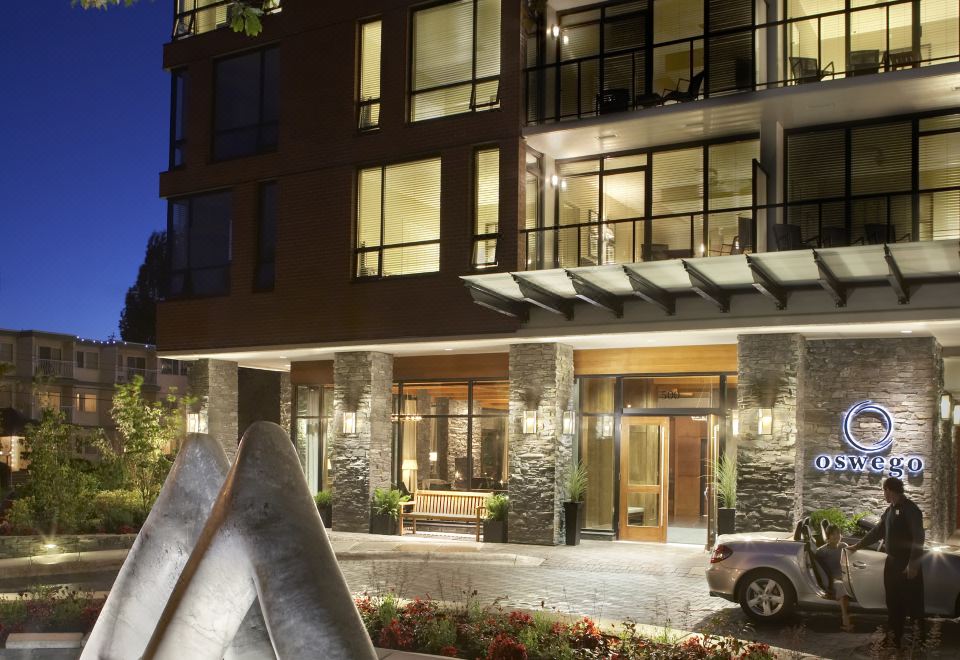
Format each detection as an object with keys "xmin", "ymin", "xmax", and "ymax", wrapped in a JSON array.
[{"xmin": 82, "ymin": 422, "xmax": 377, "ymax": 660}]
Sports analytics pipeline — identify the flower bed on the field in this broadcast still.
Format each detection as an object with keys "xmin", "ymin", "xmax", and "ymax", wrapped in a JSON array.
[
  {"xmin": 356, "ymin": 594, "xmax": 775, "ymax": 659},
  {"xmin": 0, "ymin": 587, "xmax": 104, "ymax": 646}
]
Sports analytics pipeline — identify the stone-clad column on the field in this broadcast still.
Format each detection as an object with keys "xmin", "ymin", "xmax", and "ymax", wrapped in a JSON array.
[
  {"xmin": 736, "ymin": 334, "xmax": 805, "ymax": 532},
  {"xmin": 189, "ymin": 359, "xmax": 239, "ymax": 462},
  {"xmin": 508, "ymin": 343, "xmax": 575, "ymax": 545},
  {"xmin": 331, "ymin": 352, "xmax": 393, "ymax": 533}
]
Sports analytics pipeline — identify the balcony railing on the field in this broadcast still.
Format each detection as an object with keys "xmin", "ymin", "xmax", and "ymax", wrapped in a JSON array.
[
  {"xmin": 116, "ymin": 367, "xmax": 158, "ymax": 386},
  {"xmin": 526, "ymin": 0, "xmax": 960, "ymax": 126},
  {"xmin": 33, "ymin": 359, "xmax": 73, "ymax": 379},
  {"xmin": 172, "ymin": 0, "xmax": 281, "ymax": 41}
]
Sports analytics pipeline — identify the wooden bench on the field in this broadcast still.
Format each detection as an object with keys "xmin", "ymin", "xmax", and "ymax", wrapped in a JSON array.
[{"xmin": 400, "ymin": 490, "xmax": 491, "ymax": 541}]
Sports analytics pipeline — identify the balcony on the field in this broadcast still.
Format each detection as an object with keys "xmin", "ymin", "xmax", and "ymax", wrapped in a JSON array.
[
  {"xmin": 116, "ymin": 367, "xmax": 158, "ymax": 387},
  {"xmin": 525, "ymin": 0, "xmax": 960, "ymax": 126},
  {"xmin": 172, "ymin": 0, "xmax": 281, "ymax": 41},
  {"xmin": 33, "ymin": 359, "xmax": 73, "ymax": 379}
]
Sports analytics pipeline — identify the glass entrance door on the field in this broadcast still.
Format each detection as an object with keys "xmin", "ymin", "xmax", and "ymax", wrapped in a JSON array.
[{"xmin": 619, "ymin": 416, "xmax": 668, "ymax": 542}]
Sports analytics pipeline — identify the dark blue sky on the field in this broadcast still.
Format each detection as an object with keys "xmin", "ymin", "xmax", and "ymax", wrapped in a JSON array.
[{"xmin": 0, "ymin": 1, "xmax": 170, "ymax": 341}]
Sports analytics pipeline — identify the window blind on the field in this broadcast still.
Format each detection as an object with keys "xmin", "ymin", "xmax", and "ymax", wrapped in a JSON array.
[
  {"xmin": 851, "ymin": 121, "xmax": 912, "ymax": 195},
  {"xmin": 473, "ymin": 148, "xmax": 500, "ymax": 267},
  {"xmin": 359, "ymin": 20, "xmax": 381, "ymax": 130},
  {"xmin": 787, "ymin": 129, "xmax": 845, "ymax": 201}
]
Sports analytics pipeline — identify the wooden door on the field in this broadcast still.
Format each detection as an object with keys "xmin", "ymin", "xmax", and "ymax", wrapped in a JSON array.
[{"xmin": 619, "ymin": 416, "xmax": 669, "ymax": 542}]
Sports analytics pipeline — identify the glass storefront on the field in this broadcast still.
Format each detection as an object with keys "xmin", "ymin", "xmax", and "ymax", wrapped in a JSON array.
[
  {"xmin": 293, "ymin": 385, "xmax": 333, "ymax": 494},
  {"xmin": 393, "ymin": 380, "xmax": 508, "ymax": 492}
]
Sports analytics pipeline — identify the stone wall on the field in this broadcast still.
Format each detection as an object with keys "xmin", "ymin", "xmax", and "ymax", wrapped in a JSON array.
[
  {"xmin": 189, "ymin": 359, "xmax": 238, "ymax": 462},
  {"xmin": 331, "ymin": 352, "xmax": 393, "ymax": 532},
  {"xmin": 800, "ymin": 337, "xmax": 951, "ymax": 542},
  {"xmin": 508, "ymin": 343, "xmax": 575, "ymax": 545},
  {"xmin": 736, "ymin": 334, "xmax": 805, "ymax": 532}
]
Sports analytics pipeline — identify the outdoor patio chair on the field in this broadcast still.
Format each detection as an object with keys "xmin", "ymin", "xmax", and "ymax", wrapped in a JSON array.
[
  {"xmin": 661, "ymin": 70, "xmax": 705, "ymax": 104},
  {"xmin": 772, "ymin": 223, "xmax": 817, "ymax": 251},
  {"xmin": 597, "ymin": 88, "xmax": 630, "ymax": 115},
  {"xmin": 820, "ymin": 227, "xmax": 849, "ymax": 248},
  {"xmin": 848, "ymin": 50, "xmax": 881, "ymax": 76},
  {"xmin": 789, "ymin": 57, "xmax": 834, "ymax": 84},
  {"xmin": 886, "ymin": 47, "xmax": 919, "ymax": 70},
  {"xmin": 864, "ymin": 223, "xmax": 912, "ymax": 245}
]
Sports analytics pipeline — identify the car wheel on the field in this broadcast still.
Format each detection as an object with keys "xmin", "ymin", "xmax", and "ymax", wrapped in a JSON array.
[{"xmin": 738, "ymin": 569, "xmax": 796, "ymax": 623}]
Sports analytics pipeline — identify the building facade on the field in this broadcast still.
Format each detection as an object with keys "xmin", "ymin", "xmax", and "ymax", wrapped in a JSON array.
[{"xmin": 159, "ymin": 0, "xmax": 960, "ymax": 545}]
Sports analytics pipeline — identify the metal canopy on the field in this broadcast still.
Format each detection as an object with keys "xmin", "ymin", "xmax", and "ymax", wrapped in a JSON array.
[{"xmin": 461, "ymin": 239, "xmax": 960, "ymax": 321}]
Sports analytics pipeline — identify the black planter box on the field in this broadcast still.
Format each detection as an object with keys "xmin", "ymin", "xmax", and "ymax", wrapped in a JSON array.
[
  {"xmin": 317, "ymin": 504, "xmax": 332, "ymax": 529},
  {"xmin": 718, "ymin": 508, "xmax": 736, "ymax": 536},
  {"xmin": 483, "ymin": 519, "xmax": 507, "ymax": 543},
  {"xmin": 563, "ymin": 501, "xmax": 585, "ymax": 546},
  {"xmin": 370, "ymin": 513, "xmax": 398, "ymax": 535}
]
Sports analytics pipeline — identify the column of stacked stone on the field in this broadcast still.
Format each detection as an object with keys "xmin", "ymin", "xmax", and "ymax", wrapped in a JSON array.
[
  {"xmin": 508, "ymin": 343, "xmax": 575, "ymax": 545},
  {"xmin": 188, "ymin": 359, "xmax": 239, "ymax": 462},
  {"xmin": 331, "ymin": 352, "xmax": 393, "ymax": 532}
]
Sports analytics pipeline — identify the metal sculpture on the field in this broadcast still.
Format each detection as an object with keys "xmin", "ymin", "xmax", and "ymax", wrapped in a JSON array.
[{"xmin": 82, "ymin": 422, "xmax": 376, "ymax": 660}]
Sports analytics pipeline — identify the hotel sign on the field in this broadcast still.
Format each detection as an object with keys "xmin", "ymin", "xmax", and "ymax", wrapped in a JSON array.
[{"xmin": 813, "ymin": 400, "xmax": 924, "ymax": 477}]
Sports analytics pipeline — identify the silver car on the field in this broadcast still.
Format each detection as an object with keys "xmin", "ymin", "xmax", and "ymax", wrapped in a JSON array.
[{"xmin": 706, "ymin": 517, "xmax": 960, "ymax": 622}]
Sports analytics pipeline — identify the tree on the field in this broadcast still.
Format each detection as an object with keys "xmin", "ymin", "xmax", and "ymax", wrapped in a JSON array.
[
  {"xmin": 119, "ymin": 231, "xmax": 166, "ymax": 345},
  {"xmin": 75, "ymin": 0, "xmax": 276, "ymax": 37}
]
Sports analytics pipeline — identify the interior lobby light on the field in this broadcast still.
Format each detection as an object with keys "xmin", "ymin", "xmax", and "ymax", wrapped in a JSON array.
[
  {"xmin": 429, "ymin": 451, "xmax": 438, "ymax": 462},
  {"xmin": 522, "ymin": 410, "xmax": 538, "ymax": 434},
  {"xmin": 940, "ymin": 394, "xmax": 952, "ymax": 420},
  {"xmin": 342, "ymin": 412, "xmax": 357, "ymax": 434},
  {"xmin": 758, "ymin": 408, "xmax": 773, "ymax": 436},
  {"xmin": 599, "ymin": 414, "xmax": 614, "ymax": 438}
]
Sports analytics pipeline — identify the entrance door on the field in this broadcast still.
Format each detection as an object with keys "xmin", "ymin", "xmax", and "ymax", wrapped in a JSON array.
[{"xmin": 619, "ymin": 416, "xmax": 668, "ymax": 542}]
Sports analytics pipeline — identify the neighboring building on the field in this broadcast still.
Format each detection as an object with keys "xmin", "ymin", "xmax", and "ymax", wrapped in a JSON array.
[
  {"xmin": 158, "ymin": 0, "xmax": 960, "ymax": 546},
  {"xmin": 0, "ymin": 328, "xmax": 191, "ymax": 472}
]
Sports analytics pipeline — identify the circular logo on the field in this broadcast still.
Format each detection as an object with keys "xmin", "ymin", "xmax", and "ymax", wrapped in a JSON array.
[{"xmin": 841, "ymin": 400, "xmax": 894, "ymax": 454}]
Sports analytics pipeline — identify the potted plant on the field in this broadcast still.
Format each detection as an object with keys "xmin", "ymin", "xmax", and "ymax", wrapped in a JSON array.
[
  {"xmin": 715, "ymin": 454, "xmax": 737, "ymax": 535},
  {"xmin": 563, "ymin": 463, "xmax": 588, "ymax": 546},
  {"xmin": 370, "ymin": 487, "xmax": 409, "ymax": 535},
  {"xmin": 483, "ymin": 494, "xmax": 509, "ymax": 543},
  {"xmin": 314, "ymin": 490, "xmax": 332, "ymax": 528}
]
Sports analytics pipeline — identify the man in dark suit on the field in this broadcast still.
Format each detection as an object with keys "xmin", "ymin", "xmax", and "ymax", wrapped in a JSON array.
[{"xmin": 849, "ymin": 477, "xmax": 925, "ymax": 647}]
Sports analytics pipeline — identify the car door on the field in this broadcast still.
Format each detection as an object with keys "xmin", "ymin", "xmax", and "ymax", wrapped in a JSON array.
[{"xmin": 842, "ymin": 547, "xmax": 887, "ymax": 609}]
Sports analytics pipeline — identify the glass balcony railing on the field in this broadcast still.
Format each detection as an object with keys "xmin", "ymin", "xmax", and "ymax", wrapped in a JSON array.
[
  {"xmin": 116, "ymin": 366, "xmax": 158, "ymax": 386},
  {"xmin": 526, "ymin": 0, "xmax": 960, "ymax": 126},
  {"xmin": 33, "ymin": 358, "xmax": 73, "ymax": 379},
  {"xmin": 172, "ymin": 0, "xmax": 281, "ymax": 41}
]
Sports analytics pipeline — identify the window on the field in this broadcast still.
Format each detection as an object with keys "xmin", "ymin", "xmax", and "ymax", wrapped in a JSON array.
[
  {"xmin": 394, "ymin": 381, "xmax": 508, "ymax": 492},
  {"xmin": 76, "ymin": 392, "xmax": 97, "ymax": 414},
  {"xmin": 411, "ymin": 0, "xmax": 501, "ymax": 121},
  {"xmin": 170, "ymin": 69, "xmax": 187, "ymax": 168},
  {"xmin": 472, "ymin": 147, "xmax": 500, "ymax": 268},
  {"xmin": 168, "ymin": 191, "xmax": 232, "ymax": 297},
  {"xmin": 0, "ymin": 342, "xmax": 12, "ymax": 364},
  {"xmin": 213, "ymin": 47, "xmax": 279, "ymax": 160},
  {"xmin": 255, "ymin": 182, "xmax": 277, "ymax": 291},
  {"xmin": 356, "ymin": 158, "xmax": 441, "ymax": 277},
  {"xmin": 75, "ymin": 350, "xmax": 100, "ymax": 370},
  {"xmin": 358, "ymin": 19, "xmax": 382, "ymax": 130},
  {"xmin": 294, "ymin": 385, "xmax": 333, "ymax": 493},
  {"xmin": 173, "ymin": 0, "xmax": 281, "ymax": 39}
]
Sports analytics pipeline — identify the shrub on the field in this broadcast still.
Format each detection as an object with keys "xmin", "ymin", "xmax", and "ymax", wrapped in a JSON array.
[
  {"xmin": 91, "ymin": 490, "xmax": 148, "ymax": 533},
  {"xmin": 810, "ymin": 507, "xmax": 869, "ymax": 537},
  {"xmin": 713, "ymin": 454, "xmax": 737, "ymax": 509},
  {"xmin": 371, "ymin": 488, "xmax": 409, "ymax": 520},
  {"xmin": 485, "ymin": 494, "xmax": 509, "ymax": 522},
  {"xmin": 6, "ymin": 497, "xmax": 36, "ymax": 534},
  {"xmin": 314, "ymin": 490, "xmax": 332, "ymax": 507}
]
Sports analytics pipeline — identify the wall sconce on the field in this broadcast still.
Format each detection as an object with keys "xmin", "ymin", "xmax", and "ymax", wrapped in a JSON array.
[
  {"xmin": 731, "ymin": 410, "xmax": 739, "ymax": 437},
  {"xmin": 429, "ymin": 451, "xmax": 438, "ymax": 462},
  {"xmin": 522, "ymin": 410, "xmax": 538, "ymax": 434},
  {"xmin": 940, "ymin": 394, "xmax": 952, "ymax": 420},
  {"xmin": 953, "ymin": 404, "xmax": 960, "ymax": 427},
  {"xmin": 550, "ymin": 174, "xmax": 559, "ymax": 187},
  {"xmin": 342, "ymin": 412, "xmax": 357, "ymax": 434},
  {"xmin": 599, "ymin": 414, "xmax": 614, "ymax": 438},
  {"xmin": 562, "ymin": 410, "xmax": 576, "ymax": 435},
  {"xmin": 187, "ymin": 411, "xmax": 208, "ymax": 434},
  {"xmin": 757, "ymin": 408, "xmax": 773, "ymax": 436},
  {"xmin": 550, "ymin": 25, "xmax": 559, "ymax": 38}
]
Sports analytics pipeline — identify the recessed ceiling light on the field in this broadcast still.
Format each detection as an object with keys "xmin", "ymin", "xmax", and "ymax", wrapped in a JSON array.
[
  {"xmin": 279, "ymin": 355, "xmax": 288, "ymax": 359},
  {"xmin": 900, "ymin": 330, "xmax": 913, "ymax": 334},
  {"xmin": 443, "ymin": 348, "xmax": 453, "ymax": 351}
]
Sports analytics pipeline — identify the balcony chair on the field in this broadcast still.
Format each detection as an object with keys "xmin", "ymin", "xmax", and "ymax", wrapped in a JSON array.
[
  {"xmin": 886, "ymin": 47, "xmax": 920, "ymax": 71},
  {"xmin": 789, "ymin": 57, "xmax": 834, "ymax": 84},
  {"xmin": 597, "ymin": 88, "xmax": 630, "ymax": 115},
  {"xmin": 661, "ymin": 70, "xmax": 705, "ymax": 104},
  {"xmin": 820, "ymin": 227, "xmax": 849, "ymax": 248},
  {"xmin": 772, "ymin": 223, "xmax": 818, "ymax": 251},
  {"xmin": 635, "ymin": 91, "xmax": 663, "ymax": 108},
  {"xmin": 864, "ymin": 223, "xmax": 912, "ymax": 245},
  {"xmin": 848, "ymin": 50, "xmax": 881, "ymax": 76}
]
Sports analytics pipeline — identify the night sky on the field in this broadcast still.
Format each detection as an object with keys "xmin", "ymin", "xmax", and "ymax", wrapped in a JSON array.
[{"xmin": 0, "ymin": 1, "xmax": 171, "ymax": 341}]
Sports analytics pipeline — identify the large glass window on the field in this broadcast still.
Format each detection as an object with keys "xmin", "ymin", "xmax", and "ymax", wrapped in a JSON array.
[
  {"xmin": 411, "ymin": 0, "xmax": 501, "ymax": 121},
  {"xmin": 579, "ymin": 378, "xmax": 616, "ymax": 530},
  {"xmin": 394, "ymin": 381, "xmax": 508, "ymax": 492},
  {"xmin": 255, "ymin": 182, "xmax": 277, "ymax": 291},
  {"xmin": 294, "ymin": 385, "xmax": 333, "ymax": 494},
  {"xmin": 472, "ymin": 147, "xmax": 500, "ymax": 268},
  {"xmin": 535, "ymin": 138, "xmax": 758, "ymax": 268},
  {"xmin": 169, "ymin": 69, "xmax": 187, "ymax": 168},
  {"xmin": 168, "ymin": 191, "xmax": 232, "ymax": 297},
  {"xmin": 358, "ymin": 19, "xmax": 382, "ymax": 130},
  {"xmin": 213, "ymin": 47, "xmax": 279, "ymax": 160},
  {"xmin": 356, "ymin": 158, "xmax": 442, "ymax": 278},
  {"xmin": 785, "ymin": 112, "xmax": 960, "ymax": 247}
]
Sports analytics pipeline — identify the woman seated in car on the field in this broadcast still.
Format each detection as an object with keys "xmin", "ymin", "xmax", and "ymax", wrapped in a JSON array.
[{"xmin": 816, "ymin": 524, "xmax": 853, "ymax": 631}]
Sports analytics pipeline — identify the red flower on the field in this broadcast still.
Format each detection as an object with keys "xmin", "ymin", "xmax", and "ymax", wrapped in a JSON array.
[
  {"xmin": 439, "ymin": 645, "xmax": 460, "ymax": 657},
  {"xmin": 402, "ymin": 597, "xmax": 436, "ymax": 618},
  {"xmin": 507, "ymin": 611, "xmax": 533, "ymax": 628},
  {"xmin": 485, "ymin": 632, "xmax": 527, "ymax": 660},
  {"xmin": 378, "ymin": 618, "xmax": 414, "ymax": 650}
]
